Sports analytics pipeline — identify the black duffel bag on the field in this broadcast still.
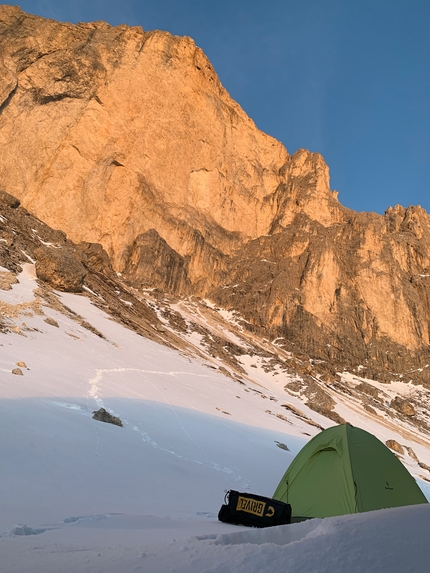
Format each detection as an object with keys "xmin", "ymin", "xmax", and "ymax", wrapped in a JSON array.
[{"xmin": 218, "ymin": 490, "xmax": 291, "ymax": 528}]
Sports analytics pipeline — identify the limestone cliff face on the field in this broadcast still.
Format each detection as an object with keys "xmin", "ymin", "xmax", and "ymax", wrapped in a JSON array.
[
  {"xmin": 1, "ymin": 6, "xmax": 430, "ymax": 381},
  {"xmin": 212, "ymin": 205, "xmax": 430, "ymax": 380},
  {"xmin": 0, "ymin": 7, "xmax": 339, "ymax": 271}
]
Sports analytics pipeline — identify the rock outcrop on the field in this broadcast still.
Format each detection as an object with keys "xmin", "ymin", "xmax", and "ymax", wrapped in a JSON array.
[
  {"xmin": 386, "ymin": 440, "xmax": 405, "ymax": 455},
  {"xmin": 213, "ymin": 204, "xmax": 430, "ymax": 380},
  {"xmin": 92, "ymin": 407, "xmax": 123, "ymax": 427},
  {"xmin": 2, "ymin": 6, "xmax": 430, "ymax": 382},
  {"xmin": 0, "ymin": 191, "xmax": 181, "ymax": 348},
  {"xmin": 35, "ymin": 247, "xmax": 87, "ymax": 292},
  {"xmin": 391, "ymin": 397, "xmax": 416, "ymax": 417},
  {"xmin": 0, "ymin": 190, "xmax": 20, "ymax": 208}
]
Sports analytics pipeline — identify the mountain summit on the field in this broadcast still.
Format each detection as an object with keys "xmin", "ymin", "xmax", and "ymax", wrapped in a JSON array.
[{"xmin": 1, "ymin": 5, "xmax": 430, "ymax": 382}]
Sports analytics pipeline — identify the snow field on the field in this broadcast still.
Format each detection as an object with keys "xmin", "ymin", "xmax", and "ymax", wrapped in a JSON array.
[{"xmin": 1, "ymin": 267, "xmax": 430, "ymax": 571}]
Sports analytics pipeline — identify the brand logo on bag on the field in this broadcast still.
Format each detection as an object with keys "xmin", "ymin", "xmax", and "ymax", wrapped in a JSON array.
[
  {"xmin": 237, "ymin": 496, "xmax": 266, "ymax": 517},
  {"xmin": 265, "ymin": 506, "xmax": 275, "ymax": 517}
]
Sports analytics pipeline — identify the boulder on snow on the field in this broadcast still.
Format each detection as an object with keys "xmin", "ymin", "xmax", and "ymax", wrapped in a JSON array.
[
  {"xmin": 12, "ymin": 367, "xmax": 23, "ymax": 375},
  {"xmin": 275, "ymin": 441, "xmax": 290, "ymax": 451},
  {"xmin": 406, "ymin": 446, "xmax": 419, "ymax": 462},
  {"xmin": 356, "ymin": 382, "xmax": 380, "ymax": 399},
  {"xmin": 92, "ymin": 407, "xmax": 123, "ymax": 427},
  {"xmin": 35, "ymin": 246, "xmax": 87, "ymax": 292},
  {"xmin": 385, "ymin": 440, "xmax": 404, "ymax": 455},
  {"xmin": 418, "ymin": 461, "xmax": 430, "ymax": 473},
  {"xmin": 390, "ymin": 396, "xmax": 415, "ymax": 417}
]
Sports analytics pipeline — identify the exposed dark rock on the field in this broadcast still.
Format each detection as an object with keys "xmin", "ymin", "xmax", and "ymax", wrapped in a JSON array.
[
  {"xmin": 418, "ymin": 461, "xmax": 430, "ymax": 472},
  {"xmin": 385, "ymin": 439, "xmax": 405, "ymax": 455},
  {"xmin": 35, "ymin": 247, "xmax": 87, "ymax": 292},
  {"xmin": 306, "ymin": 402, "xmax": 346, "ymax": 425},
  {"xmin": 0, "ymin": 190, "xmax": 20, "ymax": 208},
  {"xmin": 78, "ymin": 242, "xmax": 115, "ymax": 277},
  {"xmin": 406, "ymin": 446, "xmax": 419, "ymax": 462},
  {"xmin": 303, "ymin": 380, "xmax": 335, "ymax": 410},
  {"xmin": 124, "ymin": 229, "xmax": 192, "ymax": 295},
  {"xmin": 92, "ymin": 407, "xmax": 123, "ymax": 427},
  {"xmin": 44, "ymin": 317, "xmax": 59, "ymax": 327},
  {"xmin": 284, "ymin": 381, "xmax": 304, "ymax": 393},
  {"xmin": 363, "ymin": 404, "xmax": 377, "ymax": 415},
  {"xmin": 12, "ymin": 367, "xmax": 23, "ymax": 375},
  {"xmin": 356, "ymin": 382, "xmax": 380, "ymax": 399},
  {"xmin": 281, "ymin": 403, "xmax": 306, "ymax": 418},
  {"xmin": 391, "ymin": 396, "xmax": 416, "ymax": 417},
  {"xmin": 0, "ymin": 271, "xmax": 18, "ymax": 290}
]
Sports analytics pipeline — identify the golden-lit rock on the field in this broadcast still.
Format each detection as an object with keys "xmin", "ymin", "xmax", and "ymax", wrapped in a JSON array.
[{"xmin": 2, "ymin": 7, "xmax": 430, "ymax": 380}]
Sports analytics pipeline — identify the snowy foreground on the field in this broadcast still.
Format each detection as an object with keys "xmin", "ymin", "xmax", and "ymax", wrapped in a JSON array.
[{"xmin": 1, "ymin": 266, "xmax": 430, "ymax": 572}]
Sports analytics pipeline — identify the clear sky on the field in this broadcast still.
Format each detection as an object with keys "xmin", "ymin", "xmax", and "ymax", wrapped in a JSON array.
[{"xmin": 4, "ymin": 0, "xmax": 430, "ymax": 214}]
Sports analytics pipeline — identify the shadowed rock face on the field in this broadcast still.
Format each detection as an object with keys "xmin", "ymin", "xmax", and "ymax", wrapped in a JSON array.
[
  {"xmin": 123, "ymin": 229, "xmax": 192, "ymax": 295},
  {"xmin": 2, "ymin": 6, "xmax": 430, "ymax": 381},
  {"xmin": 35, "ymin": 247, "xmax": 87, "ymax": 292}
]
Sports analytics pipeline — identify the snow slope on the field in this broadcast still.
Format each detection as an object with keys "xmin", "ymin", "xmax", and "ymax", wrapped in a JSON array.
[{"xmin": 1, "ymin": 266, "xmax": 430, "ymax": 572}]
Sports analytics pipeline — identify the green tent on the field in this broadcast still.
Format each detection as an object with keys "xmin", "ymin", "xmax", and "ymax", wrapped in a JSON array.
[{"xmin": 273, "ymin": 424, "xmax": 428, "ymax": 519}]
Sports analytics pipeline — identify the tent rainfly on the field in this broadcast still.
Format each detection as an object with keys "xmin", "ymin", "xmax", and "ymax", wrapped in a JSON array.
[{"xmin": 273, "ymin": 424, "xmax": 428, "ymax": 519}]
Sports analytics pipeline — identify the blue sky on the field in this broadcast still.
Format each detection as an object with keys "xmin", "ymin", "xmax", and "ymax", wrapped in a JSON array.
[{"xmin": 5, "ymin": 0, "xmax": 430, "ymax": 214}]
